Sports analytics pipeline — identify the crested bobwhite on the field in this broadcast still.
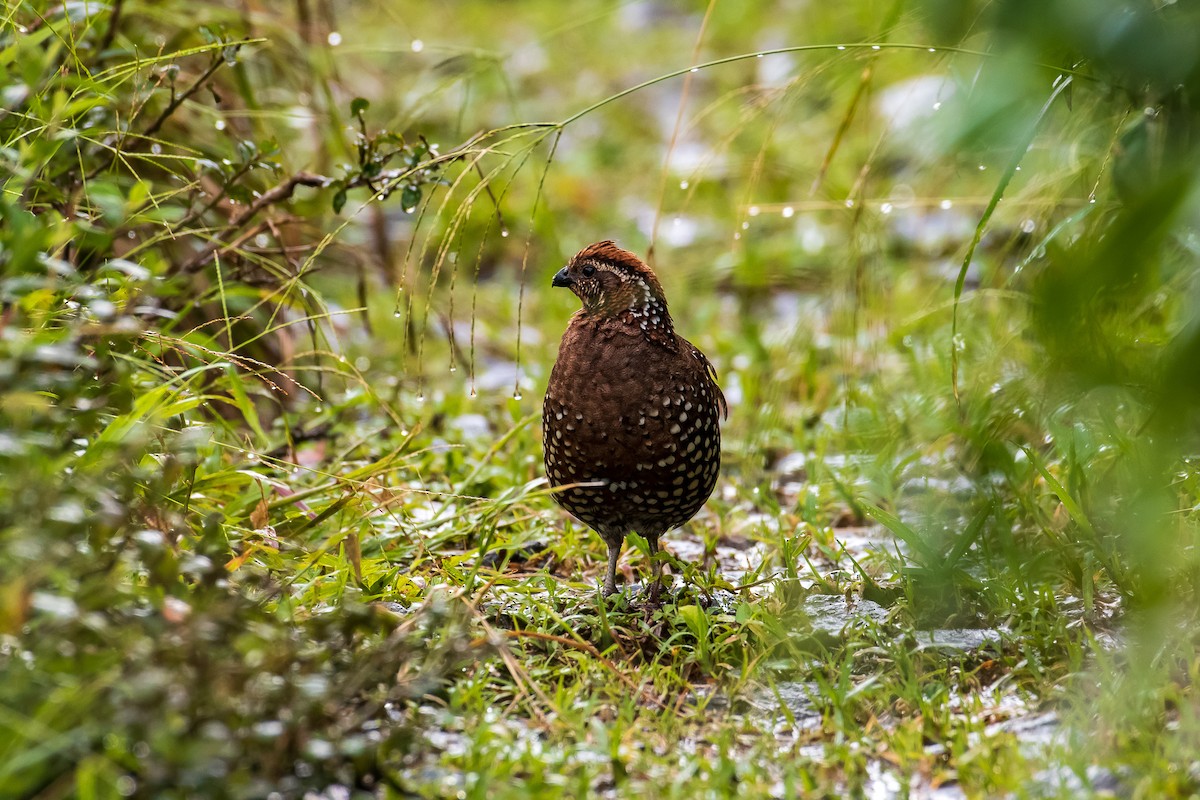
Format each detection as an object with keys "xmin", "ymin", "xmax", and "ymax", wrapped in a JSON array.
[{"xmin": 543, "ymin": 241, "xmax": 726, "ymax": 599}]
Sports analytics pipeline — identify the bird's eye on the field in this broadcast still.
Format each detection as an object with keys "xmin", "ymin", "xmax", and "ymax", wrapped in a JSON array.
[{"xmin": 581, "ymin": 264, "xmax": 596, "ymax": 277}]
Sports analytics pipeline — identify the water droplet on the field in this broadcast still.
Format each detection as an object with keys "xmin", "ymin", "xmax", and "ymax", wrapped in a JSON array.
[
  {"xmin": 748, "ymin": 206, "xmax": 760, "ymax": 216},
  {"xmin": 513, "ymin": 392, "xmax": 523, "ymax": 400},
  {"xmin": 844, "ymin": 199, "xmax": 854, "ymax": 208},
  {"xmin": 411, "ymin": 39, "xmax": 425, "ymax": 52},
  {"xmin": 940, "ymin": 199, "xmax": 952, "ymax": 210},
  {"xmin": 327, "ymin": 31, "xmax": 342, "ymax": 46},
  {"xmin": 880, "ymin": 202, "xmax": 893, "ymax": 214},
  {"xmin": 1088, "ymin": 196, "xmax": 1097, "ymax": 204},
  {"xmin": 741, "ymin": 221, "xmax": 749, "ymax": 230},
  {"xmin": 449, "ymin": 364, "xmax": 457, "ymax": 373},
  {"xmin": 1015, "ymin": 166, "xmax": 1022, "ymax": 171},
  {"xmin": 928, "ymin": 47, "xmax": 937, "ymax": 52},
  {"xmin": 469, "ymin": 388, "xmax": 477, "ymax": 398},
  {"xmin": 127, "ymin": 231, "xmax": 136, "ymax": 239},
  {"xmin": 932, "ymin": 101, "xmax": 942, "ymax": 111},
  {"xmin": 689, "ymin": 67, "xmax": 699, "ymax": 73},
  {"xmin": 733, "ymin": 232, "xmax": 741, "ymax": 240},
  {"xmin": 782, "ymin": 206, "xmax": 794, "ymax": 218},
  {"xmin": 756, "ymin": 54, "xmax": 764, "ymax": 59},
  {"xmin": 416, "ymin": 393, "xmax": 425, "ymax": 404},
  {"xmin": 255, "ymin": 233, "xmax": 269, "ymax": 247},
  {"xmin": 500, "ymin": 229, "xmax": 510, "ymax": 238},
  {"xmin": 151, "ymin": 143, "xmax": 162, "ymax": 155},
  {"xmin": 393, "ymin": 310, "xmax": 402, "ymax": 318},
  {"xmin": 1021, "ymin": 219, "xmax": 1036, "ymax": 233},
  {"xmin": 837, "ymin": 46, "xmax": 846, "ymax": 50},
  {"xmin": 978, "ymin": 164, "xmax": 986, "ymax": 171},
  {"xmin": 679, "ymin": 180, "xmax": 689, "ymax": 190},
  {"xmin": 871, "ymin": 45, "xmax": 881, "ymax": 50},
  {"xmin": 214, "ymin": 119, "xmax": 226, "ymax": 131}
]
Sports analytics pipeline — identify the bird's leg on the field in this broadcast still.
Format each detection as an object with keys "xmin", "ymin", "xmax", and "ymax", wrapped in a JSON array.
[
  {"xmin": 603, "ymin": 538, "xmax": 622, "ymax": 596},
  {"xmin": 647, "ymin": 535, "xmax": 662, "ymax": 604}
]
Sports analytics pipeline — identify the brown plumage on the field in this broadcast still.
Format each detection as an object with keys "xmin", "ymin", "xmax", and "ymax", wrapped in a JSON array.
[{"xmin": 543, "ymin": 241, "xmax": 727, "ymax": 600}]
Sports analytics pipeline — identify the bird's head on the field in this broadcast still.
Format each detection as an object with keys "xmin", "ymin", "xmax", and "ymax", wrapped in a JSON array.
[{"xmin": 551, "ymin": 240, "xmax": 670, "ymax": 322}]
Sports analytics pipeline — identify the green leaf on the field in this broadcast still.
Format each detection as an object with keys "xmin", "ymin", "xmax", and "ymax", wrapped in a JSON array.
[
  {"xmin": 332, "ymin": 188, "xmax": 347, "ymax": 214},
  {"xmin": 400, "ymin": 184, "xmax": 421, "ymax": 211},
  {"xmin": 350, "ymin": 97, "xmax": 370, "ymax": 118}
]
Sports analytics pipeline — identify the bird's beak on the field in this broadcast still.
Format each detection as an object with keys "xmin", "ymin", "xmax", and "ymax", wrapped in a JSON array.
[{"xmin": 551, "ymin": 267, "xmax": 573, "ymax": 288}]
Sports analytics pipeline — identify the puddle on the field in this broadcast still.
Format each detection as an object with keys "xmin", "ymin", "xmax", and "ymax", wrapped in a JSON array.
[
  {"xmin": 664, "ymin": 529, "xmax": 770, "ymax": 585},
  {"xmin": 913, "ymin": 628, "xmax": 1006, "ymax": 654},
  {"xmin": 803, "ymin": 594, "xmax": 889, "ymax": 635}
]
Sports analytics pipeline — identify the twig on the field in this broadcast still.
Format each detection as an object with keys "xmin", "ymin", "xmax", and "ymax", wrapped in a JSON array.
[
  {"xmin": 96, "ymin": 0, "xmax": 124, "ymax": 54},
  {"xmin": 176, "ymin": 172, "xmax": 330, "ymax": 274},
  {"xmin": 89, "ymin": 52, "xmax": 232, "ymax": 181}
]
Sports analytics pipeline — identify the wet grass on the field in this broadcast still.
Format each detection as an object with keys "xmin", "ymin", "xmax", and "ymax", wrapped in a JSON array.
[{"xmin": 3, "ymin": 1, "xmax": 1200, "ymax": 797}]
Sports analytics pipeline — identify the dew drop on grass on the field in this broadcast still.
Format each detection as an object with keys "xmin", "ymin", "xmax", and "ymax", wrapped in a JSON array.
[
  {"xmin": 940, "ymin": 199, "xmax": 952, "ymax": 209},
  {"xmin": 782, "ymin": 206, "xmax": 794, "ymax": 218},
  {"xmin": 500, "ymin": 229, "xmax": 510, "ymax": 238},
  {"xmin": 679, "ymin": 180, "xmax": 689, "ymax": 189},
  {"xmin": 411, "ymin": 39, "xmax": 425, "ymax": 52},
  {"xmin": 1021, "ymin": 219, "xmax": 1036, "ymax": 233},
  {"xmin": 837, "ymin": 45, "xmax": 846, "ymax": 50},
  {"xmin": 327, "ymin": 31, "xmax": 342, "ymax": 46},
  {"xmin": 513, "ymin": 392, "xmax": 523, "ymax": 400},
  {"xmin": 880, "ymin": 202, "xmax": 893, "ymax": 214},
  {"xmin": 214, "ymin": 119, "xmax": 226, "ymax": 131},
  {"xmin": 449, "ymin": 364, "xmax": 457, "ymax": 373},
  {"xmin": 748, "ymin": 206, "xmax": 760, "ymax": 216},
  {"xmin": 844, "ymin": 199, "xmax": 854, "ymax": 208},
  {"xmin": 741, "ymin": 221, "xmax": 749, "ymax": 230}
]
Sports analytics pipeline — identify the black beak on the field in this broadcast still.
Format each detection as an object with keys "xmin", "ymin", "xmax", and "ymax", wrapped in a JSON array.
[{"xmin": 551, "ymin": 267, "xmax": 573, "ymax": 288}]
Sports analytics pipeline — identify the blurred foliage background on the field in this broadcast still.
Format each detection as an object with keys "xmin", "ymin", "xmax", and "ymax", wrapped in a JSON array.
[{"xmin": 2, "ymin": 0, "xmax": 1199, "ymax": 796}]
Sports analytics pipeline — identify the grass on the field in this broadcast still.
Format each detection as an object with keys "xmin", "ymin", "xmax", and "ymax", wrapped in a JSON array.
[{"xmin": 3, "ymin": 0, "xmax": 1200, "ymax": 797}]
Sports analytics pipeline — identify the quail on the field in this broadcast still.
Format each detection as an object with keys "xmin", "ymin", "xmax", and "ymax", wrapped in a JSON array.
[{"xmin": 543, "ymin": 241, "xmax": 727, "ymax": 600}]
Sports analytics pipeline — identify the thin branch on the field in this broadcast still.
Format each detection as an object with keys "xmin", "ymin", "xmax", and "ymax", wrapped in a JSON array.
[{"xmin": 96, "ymin": 0, "xmax": 124, "ymax": 54}]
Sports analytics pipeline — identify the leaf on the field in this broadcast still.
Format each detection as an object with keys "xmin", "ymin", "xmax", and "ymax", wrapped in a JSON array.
[
  {"xmin": 350, "ymin": 97, "xmax": 370, "ymax": 118},
  {"xmin": 400, "ymin": 184, "xmax": 421, "ymax": 211},
  {"xmin": 250, "ymin": 496, "xmax": 269, "ymax": 529},
  {"xmin": 331, "ymin": 187, "xmax": 347, "ymax": 214},
  {"xmin": 860, "ymin": 501, "xmax": 942, "ymax": 564}
]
